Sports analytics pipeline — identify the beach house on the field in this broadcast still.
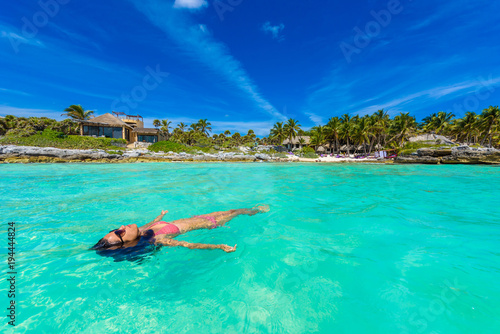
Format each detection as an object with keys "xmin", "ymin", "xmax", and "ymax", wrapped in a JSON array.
[
  {"xmin": 78, "ymin": 112, "xmax": 163, "ymax": 146},
  {"xmin": 282, "ymin": 136, "xmax": 310, "ymax": 151}
]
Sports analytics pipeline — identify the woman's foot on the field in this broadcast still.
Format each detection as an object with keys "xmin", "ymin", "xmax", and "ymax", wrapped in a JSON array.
[{"xmin": 250, "ymin": 204, "xmax": 270, "ymax": 215}]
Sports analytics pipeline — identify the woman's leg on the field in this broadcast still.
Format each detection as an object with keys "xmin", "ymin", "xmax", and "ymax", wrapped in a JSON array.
[
  {"xmin": 211, "ymin": 206, "xmax": 269, "ymax": 226},
  {"xmin": 173, "ymin": 205, "xmax": 269, "ymax": 233}
]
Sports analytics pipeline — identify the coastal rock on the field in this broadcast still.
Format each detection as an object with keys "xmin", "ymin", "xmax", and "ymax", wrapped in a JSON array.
[
  {"xmin": 417, "ymin": 148, "xmax": 452, "ymax": 157},
  {"xmin": 396, "ymin": 147, "xmax": 500, "ymax": 164},
  {"xmin": 395, "ymin": 155, "xmax": 441, "ymax": 164},
  {"xmin": 442, "ymin": 149, "xmax": 500, "ymax": 164},
  {"xmin": 255, "ymin": 153, "xmax": 271, "ymax": 161},
  {"xmin": 0, "ymin": 145, "xmax": 110, "ymax": 160},
  {"xmin": 408, "ymin": 134, "xmax": 455, "ymax": 145}
]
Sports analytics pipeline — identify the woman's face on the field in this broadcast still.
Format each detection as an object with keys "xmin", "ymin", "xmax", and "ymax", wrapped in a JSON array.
[{"xmin": 104, "ymin": 224, "xmax": 141, "ymax": 246}]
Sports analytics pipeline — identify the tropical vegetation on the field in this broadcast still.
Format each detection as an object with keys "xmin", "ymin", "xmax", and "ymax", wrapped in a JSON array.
[{"xmin": 1, "ymin": 104, "xmax": 499, "ymax": 154}]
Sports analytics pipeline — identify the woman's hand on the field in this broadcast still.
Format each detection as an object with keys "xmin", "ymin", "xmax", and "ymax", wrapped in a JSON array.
[
  {"xmin": 220, "ymin": 244, "xmax": 237, "ymax": 253},
  {"xmin": 161, "ymin": 210, "xmax": 168, "ymax": 215}
]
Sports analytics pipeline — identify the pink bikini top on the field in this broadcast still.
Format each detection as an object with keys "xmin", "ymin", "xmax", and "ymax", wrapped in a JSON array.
[{"xmin": 149, "ymin": 221, "xmax": 180, "ymax": 236}]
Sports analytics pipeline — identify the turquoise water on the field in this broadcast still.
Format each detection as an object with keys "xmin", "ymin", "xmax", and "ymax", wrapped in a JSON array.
[{"xmin": 1, "ymin": 163, "xmax": 500, "ymax": 333}]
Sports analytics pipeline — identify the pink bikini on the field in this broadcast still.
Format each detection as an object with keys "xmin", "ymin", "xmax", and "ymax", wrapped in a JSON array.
[
  {"xmin": 149, "ymin": 221, "xmax": 181, "ymax": 236},
  {"xmin": 150, "ymin": 216, "xmax": 218, "ymax": 236},
  {"xmin": 194, "ymin": 215, "xmax": 218, "ymax": 229}
]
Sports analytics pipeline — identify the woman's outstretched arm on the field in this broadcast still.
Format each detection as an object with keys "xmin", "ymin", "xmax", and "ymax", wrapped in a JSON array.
[
  {"xmin": 141, "ymin": 210, "xmax": 168, "ymax": 230},
  {"xmin": 157, "ymin": 238, "xmax": 237, "ymax": 253}
]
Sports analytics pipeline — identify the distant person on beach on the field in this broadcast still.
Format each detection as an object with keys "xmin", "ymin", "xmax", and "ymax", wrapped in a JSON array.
[{"xmin": 91, "ymin": 205, "xmax": 270, "ymax": 253}]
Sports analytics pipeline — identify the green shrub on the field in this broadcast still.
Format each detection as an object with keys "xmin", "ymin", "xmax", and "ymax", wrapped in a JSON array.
[
  {"xmin": 303, "ymin": 152, "xmax": 318, "ymax": 159},
  {"xmin": 0, "ymin": 131, "xmax": 126, "ymax": 150},
  {"xmin": 148, "ymin": 141, "xmax": 187, "ymax": 153},
  {"xmin": 148, "ymin": 141, "xmax": 216, "ymax": 154},
  {"xmin": 194, "ymin": 137, "xmax": 212, "ymax": 148},
  {"xmin": 398, "ymin": 141, "xmax": 454, "ymax": 155},
  {"xmin": 300, "ymin": 146, "xmax": 315, "ymax": 154}
]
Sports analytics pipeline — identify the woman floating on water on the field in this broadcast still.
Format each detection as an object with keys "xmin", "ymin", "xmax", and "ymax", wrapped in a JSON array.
[{"xmin": 91, "ymin": 205, "xmax": 269, "ymax": 253}]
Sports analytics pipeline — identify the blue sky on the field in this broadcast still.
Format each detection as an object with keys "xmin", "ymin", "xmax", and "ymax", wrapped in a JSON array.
[{"xmin": 1, "ymin": 0, "xmax": 500, "ymax": 135}]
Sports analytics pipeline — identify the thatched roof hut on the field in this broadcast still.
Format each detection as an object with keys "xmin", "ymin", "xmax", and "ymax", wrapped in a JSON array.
[
  {"xmin": 282, "ymin": 136, "xmax": 310, "ymax": 145},
  {"xmin": 79, "ymin": 113, "xmax": 131, "ymax": 128},
  {"xmin": 340, "ymin": 144, "xmax": 355, "ymax": 151}
]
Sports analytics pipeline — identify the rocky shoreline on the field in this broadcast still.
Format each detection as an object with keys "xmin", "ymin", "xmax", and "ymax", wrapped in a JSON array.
[
  {"xmin": 1, "ymin": 145, "xmax": 499, "ymax": 164},
  {"xmin": 0, "ymin": 145, "xmax": 278, "ymax": 163},
  {"xmin": 395, "ymin": 146, "xmax": 500, "ymax": 164}
]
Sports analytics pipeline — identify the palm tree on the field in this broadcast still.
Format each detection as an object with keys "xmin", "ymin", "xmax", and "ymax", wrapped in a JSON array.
[
  {"xmin": 270, "ymin": 122, "xmax": 286, "ymax": 145},
  {"xmin": 153, "ymin": 119, "xmax": 161, "ymax": 128},
  {"xmin": 352, "ymin": 116, "xmax": 372, "ymax": 155},
  {"xmin": 177, "ymin": 122, "xmax": 187, "ymax": 133},
  {"xmin": 372, "ymin": 109, "xmax": 390, "ymax": 147},
  {"xmin": 325, "ymin": 116, "xmax": 341, "ymax": 153},
  {"xmin": 232, "ymin": 132, "xmax": 242, "ymax": 146},
  {"xmin": 224, "ymin": 130, "xmax": 231, "ymax": 136},
  {"xmin": 421, "ymin": 113, "xmax": 437, "ymax": 130},
  {"xmin": 455, "ymin": 112, "xmax": 477, "ymax": 144},
  {"xmin": 390, "ymin": 112, "xmax": 417, "ymax": 147},
  {"xmin": 197, "ymin": 119, "xmax": 212, "ymax": 137},
  {"xmin": 185, "ymin": 130, "xmax": 196, "ymax": 145},
  {"xmin": 283, "ymin": 118, "xmax": 301, "ymax": 150},
  {"xmin": 429, "ymin": 111, "xmax": 455, "ymax": 135},
  {"xmin": 160, "ymin": 120, "xmax": 172, "ymax": 139},
  {"xmin": 480, "ymin": 106, "xmax": 500, "ymax": 146},
  {"xmin": 340, "ymin": 114, "xmax": 354, "ymax": 155},
  {"xmin": 246, "ymin": 129, "xmax": 256, "ymax": 144},
  {"xmin": 61, "ymin": 105, "xmax": 94, "ymax": 120},
  {"xmin": 190, "ymin": 123, "xmax": 200, "ymax": 132},
  {"xmin": 298, "ymin": 137, "xmax": 306, "ymax": 150},
  {"xmin": 0, "ymin": 117, "xmax": 7, "ymax": 135},
  {"xmin": 310, "ymin": 125, "xmax": 326, "ymax": 152}
]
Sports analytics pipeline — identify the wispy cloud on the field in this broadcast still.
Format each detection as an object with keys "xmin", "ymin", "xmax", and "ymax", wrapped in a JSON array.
[
  {"xmin": 0, "ymin": 28, "xmax": 45, "ymax": 49},
  {"xmin": 0, "ymin": 106, "xmax": 61, "ymax": 119},
  {"xmin": 261, "ymin": 21, "xmax": 285, "ymax": 41},
  {"xmin": 305, "ymin": 112, "xmax": 324, "ymax": 125},
  {"xmin": 130, "ymin": 0, "xmax": 285, "ymax": 121},
  {"xmin": 0, "ymin": 88, "xmax": 31, "ymax": 96},
  {"xmin": 173, "ymin": 0, "xmax": 207, "ymax": 10},
  {"xmin": 354, "ymin": 77, "xmax": 500, "ymax": 117}
]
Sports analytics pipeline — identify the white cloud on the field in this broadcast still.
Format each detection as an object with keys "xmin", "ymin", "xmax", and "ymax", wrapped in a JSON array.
[
  {"xmin": 0, "ymin": 106, "xmax": 61, "ymax": 119},
  {"xmin": 305, "ymin": 112, "xmax": 323, "ymax": 125},
  {"xmin": 1, "ymin": 29, "xmax": 45, "ymax": 49},
  {"xmin": 354, "ymin": 77, "xmax": 500, "ymax": 117},
  {"xmin": 0, "ymin": 88, "xmax": 31, "ymax": 96},
  {"xmin": 173, "ymin": 0, "xmax": 207, "ymax": 9},
  {"xmin": 130, "ymin": 0, "xmax": 285, "ymax": 121},
  {"xmin": 261, "ymin": 22, "xmax": 285, "ymax": 40}
]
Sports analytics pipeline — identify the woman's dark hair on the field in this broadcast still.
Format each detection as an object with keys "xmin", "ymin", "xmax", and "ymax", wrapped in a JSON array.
[
  {"xmin": 90, "ymin": 238, "xmax": 120, "ymax": 250},
  {"xmin": 90, "ymin": 229, "xmax": 158, "ymax": 263}
]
